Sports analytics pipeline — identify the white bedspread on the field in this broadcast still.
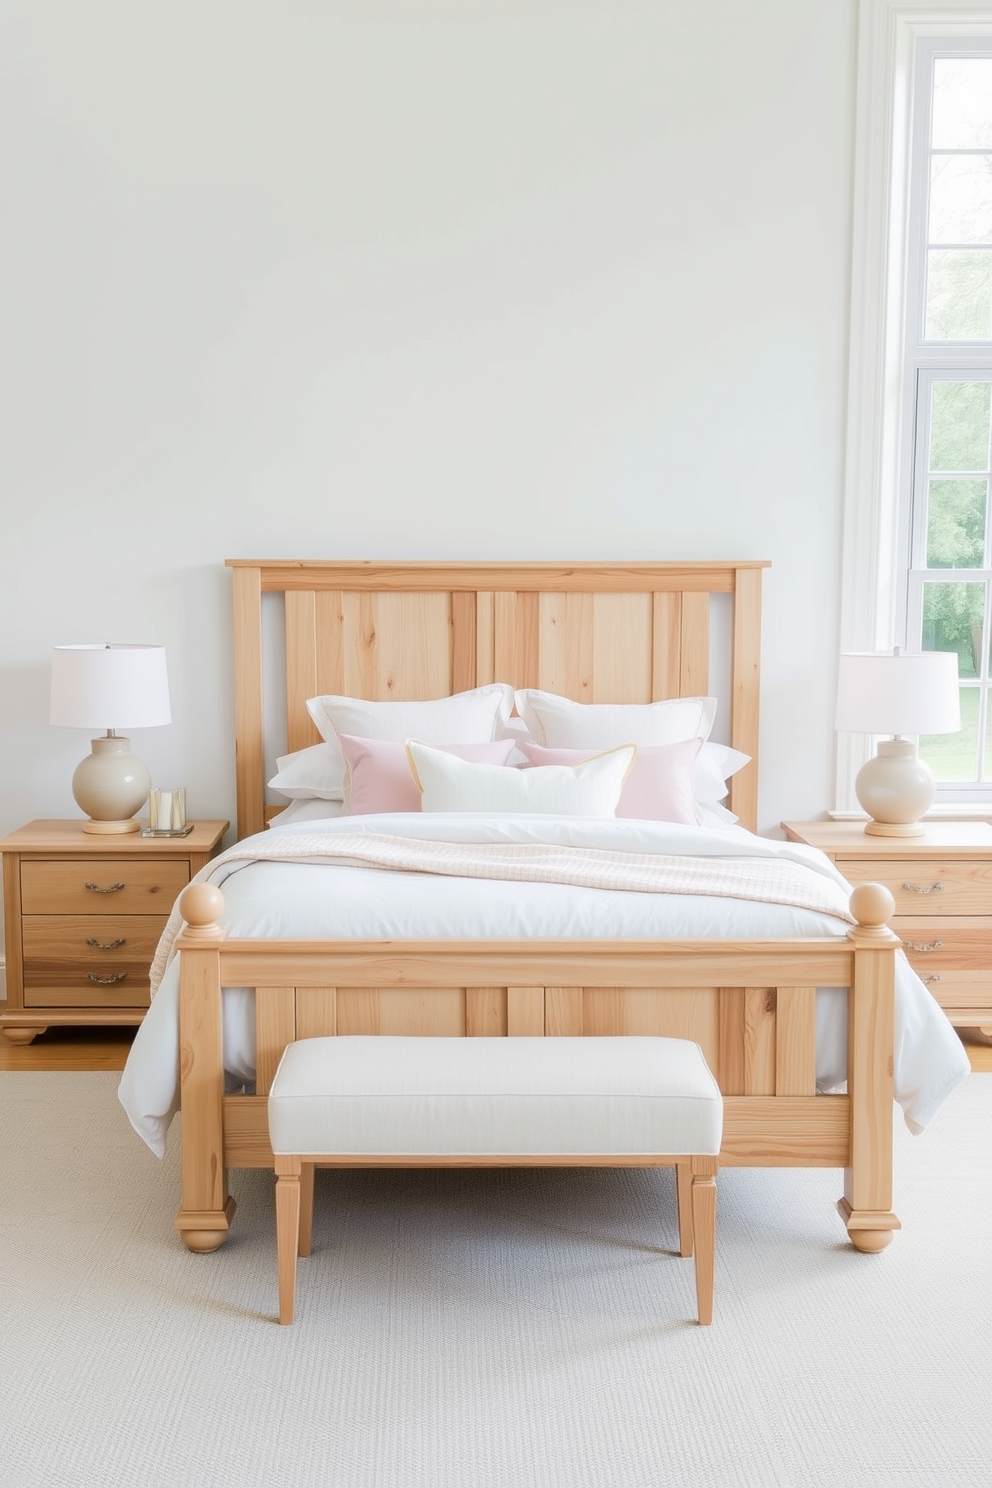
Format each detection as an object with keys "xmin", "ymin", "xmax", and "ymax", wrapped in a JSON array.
[{"xmin": 118, "ymin": 814, "xmax": 970, "ymax": 1156}]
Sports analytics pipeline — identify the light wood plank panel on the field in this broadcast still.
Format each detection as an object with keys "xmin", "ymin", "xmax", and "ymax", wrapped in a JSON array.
[
  {"xmin": 451, "ymin": 592, "xmax": 477, "ymax": 694},
  {"xmin": 312, "ymin": 589, "xmax": 347, "ymax": 724},
  {"xmin": 296, "ymin": 986, "xmax": 337, "ymax": 1039},
  {"xmin": 507, "ymin": 986, "xmax": 544, "ymax": 1036},
  {"xmin": 591, "ymin": 592, "xmax": 654, "ymax": 702},
  {"xmin": 285, "ymin": 590, "xmax": 319, "ymax": 754},
  {"xmin": 466, "ymin": 986, "xmax": 506, "ymax": 1036},
  {"xmin": 494, "ymin": 592, "xmax": 541, "ymax": 689},
  {"xmin": 335, "ymin": 986, "xmax": 380, "ymax": 1035},
  {"xmin": 651, "ymin": 591, "xmax": 682, "ymax": 700},
  {"xmin": 539, "ymin": 592, "xmax": 594, "ymax": 700},
  {"xmin": 775, "ymin": 986, "xmax": 816, "ymax": 1096},
  {"xmin": 338, "ymin": 591, "xmax": 453, "ymax": 699},
  {"xmin": 679, "ymin": 591, "xmax": 710, "ymax": 698},
  {"xmin": 545, "ymin": 985, "xmax": 583, "ymax": 1036},
  {"xmin": 254, "ymin": 986, "xmax": 296, "ymax": 1095},
  {"xmin": 475, "ymin": 593, "xmax": 495, "ymax": 685},
  {"xmin": 336, "ymin": 986, "xmax": 465, "ymax": 1036},
  {"xmin": 581, "ymin": 986, "xmax": 720, "ymax": 1068},
  {"xmin": 716, "ymin": 987, "xmax": 775, "ymax": 1096}
]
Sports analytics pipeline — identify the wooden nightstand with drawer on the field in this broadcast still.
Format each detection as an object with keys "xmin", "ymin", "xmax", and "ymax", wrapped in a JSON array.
[
  {"xmin": 781, "ymin": 820, "xmax": 992, "ymax": 1035},
  {"xmin": 1, "ymin": 818, "xmax": 228, "ymax": 1045}
]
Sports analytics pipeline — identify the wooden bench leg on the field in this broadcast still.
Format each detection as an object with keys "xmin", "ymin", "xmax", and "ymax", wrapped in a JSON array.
[
  {"xmin": 675, "ymin": 1161, "xmax": 694, "ymax": 1257},
  {"xmin": 299, "ymin": 1163, "xmax": 315, "ymax": 1258},
  {"xmin": 275, "ymin": 1156, "xmax": 302, "ymax": 1325},
  {"xmin": 690, "ymin": 1156, "xmax": 717, "ymax": 1326}
]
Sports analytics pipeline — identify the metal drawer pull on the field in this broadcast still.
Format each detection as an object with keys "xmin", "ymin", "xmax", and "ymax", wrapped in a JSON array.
[
  {"xmin": 919, "ymin": 973, "xmax": 941, "ymax": 986},
  {"xmin": 86, "ymin": 937, "xmax": 126, "ymax": 951},
  {"xmin": 84, "ymin": 881, "xmax": 126, "ymax": 894},
  {"xmin": 902, "ymin": 881, "xmax": 944, "ymax": 894},
  {"xmin": 903, "ymin": 939, "xmax": 943, "ymax": 953},
  {"xmin": 87, "ymin": 971, "xmax": 128, "ymax": 985}
]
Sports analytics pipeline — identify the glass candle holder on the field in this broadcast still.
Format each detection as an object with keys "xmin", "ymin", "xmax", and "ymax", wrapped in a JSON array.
[{"xmin": 143, "ymin": 787, "xmax": 192, "ymax": 837}]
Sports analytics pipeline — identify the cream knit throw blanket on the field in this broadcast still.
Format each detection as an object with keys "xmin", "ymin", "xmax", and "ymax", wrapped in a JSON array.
[{"xmin": 149, "ymin": 832, "xmax": 855, "ymax": 997}]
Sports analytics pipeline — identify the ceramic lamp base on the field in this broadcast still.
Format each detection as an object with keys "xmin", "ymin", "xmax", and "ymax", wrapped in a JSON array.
[
  {"xmin": 72, "ymin": 734, "xmax": 150, "ymax": 834},
  {"xmin": 863, "ymin": 819, "xmax": 927, "ymax": 838},
  {"xmin": 855, "ymin": 737, "xmax": 934, "ymax": 836}
]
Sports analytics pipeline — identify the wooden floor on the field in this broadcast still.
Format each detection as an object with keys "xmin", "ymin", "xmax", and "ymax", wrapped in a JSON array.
[{"xmin": 1, "ymin": 1008, "xmax": 990, "ymax": 1073}]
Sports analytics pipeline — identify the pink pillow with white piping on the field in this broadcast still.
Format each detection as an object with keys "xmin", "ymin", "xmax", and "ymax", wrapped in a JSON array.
[
  {"xmin": 520, "ymin": 738, "xmax": 703, "ymax": 824},
  {"xmin": 339, "ymin": 735, "xmax": 516, "ymax": 815}
]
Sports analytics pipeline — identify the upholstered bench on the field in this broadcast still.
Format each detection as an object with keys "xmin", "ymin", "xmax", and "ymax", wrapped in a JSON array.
[{"xmin": 267, "ymin": 1034, "xmax": 724, "ymax": 1326}]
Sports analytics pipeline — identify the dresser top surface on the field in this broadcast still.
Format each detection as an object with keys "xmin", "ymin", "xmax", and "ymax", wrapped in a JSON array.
[{"xmin": 0, "ymin": 819, "xmax": 229, "ymax": 854}]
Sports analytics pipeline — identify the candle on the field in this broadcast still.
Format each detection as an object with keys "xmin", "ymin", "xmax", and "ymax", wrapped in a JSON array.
[{"xmin": 149, "ymin": 788, "xmax": 186, "ymax": 832}]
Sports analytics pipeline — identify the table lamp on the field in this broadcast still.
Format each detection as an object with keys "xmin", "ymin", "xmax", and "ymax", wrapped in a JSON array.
[
  {"xmin": 50, "ymin": 644, "xmax": 172, "ymax": 834},
  {"xmin": 835, "ymin": 648, "xmax": 961, "ymax": 836}
]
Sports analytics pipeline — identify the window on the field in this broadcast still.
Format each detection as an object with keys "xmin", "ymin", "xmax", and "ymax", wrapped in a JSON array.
[
  {"xmin": 905, "ymin": 45, "xmax": 992, "ymax": 795},
  {"xmin": 839, "ymin": 4, "xmax": 992, "ymax": 813}
]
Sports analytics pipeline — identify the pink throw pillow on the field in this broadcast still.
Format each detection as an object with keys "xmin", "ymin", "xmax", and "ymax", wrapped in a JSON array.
[
  {"xmin": 339, "ymin": 735, "xmax": 516, "ymax": 814},
  {"xmin": 521, "ymin": 738, "xmax": 703, "ymax": 824}
]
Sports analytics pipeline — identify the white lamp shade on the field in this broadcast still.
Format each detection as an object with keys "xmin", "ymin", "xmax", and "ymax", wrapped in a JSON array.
[
  {"xmin": 836, "ymin": 650, "xmax": 960, "ymax": 737},
  {"xmin": 50, "ymin": 644, "xmax": 172, "ymax": 730}
]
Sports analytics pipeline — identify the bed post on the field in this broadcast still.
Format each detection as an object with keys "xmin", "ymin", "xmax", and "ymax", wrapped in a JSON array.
[
  {"xmin": 173, "ymin": 885, "xmax": 236, "ymax": 1253},
  {"xmin": 838, "ymin": 882, "xmax": 902, "ymax": 1253}
]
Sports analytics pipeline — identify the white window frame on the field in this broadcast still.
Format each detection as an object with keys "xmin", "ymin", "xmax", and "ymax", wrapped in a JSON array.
[{"xmin": 838, "ymin": 0, "xmax": 992, "ymax": 814}]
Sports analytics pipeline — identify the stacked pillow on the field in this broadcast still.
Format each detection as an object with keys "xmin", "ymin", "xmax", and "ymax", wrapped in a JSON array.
[{"xmin": 267, "ymin": 685, "xmax": 749, "ymax": 825}]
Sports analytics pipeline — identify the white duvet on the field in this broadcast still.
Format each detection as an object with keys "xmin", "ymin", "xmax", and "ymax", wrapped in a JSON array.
[{"xmin": 118, "ymin": 813, "xmax": 970, "ymax": 1156}]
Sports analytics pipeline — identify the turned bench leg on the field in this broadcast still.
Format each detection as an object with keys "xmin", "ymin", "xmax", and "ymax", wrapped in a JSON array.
[
  {"xmin": 690, "ymin": 1157, "xmax": 717, "ymax": 1326},
  {"xmin": 275, "ymin": 1155, "xmax": 303, "ymax": 1325}
]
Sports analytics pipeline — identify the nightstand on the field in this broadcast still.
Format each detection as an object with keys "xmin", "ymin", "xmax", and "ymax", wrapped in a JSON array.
[
  {"xmin": 0, "ymin": 818, "xmax": 228, "ymax": 1045},
  {"xmin": 782, "ymin": 820, "xmax": 992, "ymax": 1035}
]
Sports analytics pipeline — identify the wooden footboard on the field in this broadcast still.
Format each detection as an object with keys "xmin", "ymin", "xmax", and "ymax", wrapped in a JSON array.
[{"xmin": 173, "ymin": 882, "xmax": 902, "ymax": 1257}]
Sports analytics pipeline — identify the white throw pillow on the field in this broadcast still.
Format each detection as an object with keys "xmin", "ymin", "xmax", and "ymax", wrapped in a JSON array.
[
  {"xmin": 514, "ymin": 690, "xmax": 718, "ymax": 749},
  {"xmin": 406, "ymin": 740, "xmax": 636, "ymax": 816},
  {"xmin": 269, "ymin": 742, "xmax": 345, "ymax": 801},
  {"xmin": 299, "ymin": 685, "xmax": 516, "ymax": 800}
]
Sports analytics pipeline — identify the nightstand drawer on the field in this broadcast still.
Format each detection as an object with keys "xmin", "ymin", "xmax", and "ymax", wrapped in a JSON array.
[
  {"xmin": 21, "ymin": 859, "xmax": 189, "ymax": 915},
  {"xmin": 894, "ymin": 919, "xmax": 992, "ymax": 974},
  {"xmin": 23, "ymin": 914, "xmax": 164, "ymax": 975},
  {"xmin": 835, "ymin": 857, "xmax": 992, "ymax": 916},
  {"xmin": 912, "ymin": 971, "xmax": 992, "ymax": 1022}
]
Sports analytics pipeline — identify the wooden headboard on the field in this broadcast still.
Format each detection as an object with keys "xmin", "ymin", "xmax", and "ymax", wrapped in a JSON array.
[{"xmin": 226, "ymin": 560, "xmax": 769, "ymax": 839}]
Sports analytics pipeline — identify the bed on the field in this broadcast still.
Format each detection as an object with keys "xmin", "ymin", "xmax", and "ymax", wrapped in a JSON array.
[{"xmin": 118, "ymin": 559, "xmax": 969, "ymax": 1256}]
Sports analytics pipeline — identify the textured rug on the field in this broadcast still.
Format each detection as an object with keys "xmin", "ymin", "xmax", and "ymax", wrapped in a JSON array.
[{"xmin": 0, "ymin": 1070, "xmax": 988, "ymax": 1488}]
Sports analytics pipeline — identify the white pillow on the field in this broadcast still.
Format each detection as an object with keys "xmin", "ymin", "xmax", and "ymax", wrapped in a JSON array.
[
  {"xmin": 696, "ymin": 742, "xmax": 750, "ymax": 807},
  {"xmin": 268, "ymin": 797, "xmax": 348, "ymax": 827},
  {"xmin": 406, "ymin": 740, "xmax": 636, "ymax": 816},
  {"xmin": 297, "ymin": 685, "xmax": 516, "ymax": 800},
  {"xmin": 269, "ymin": 742, "xmax": 344, "ymax": 801},
  {"xmin": 514, "ymin": 690, "xmax": 718, "ymax": 749}
]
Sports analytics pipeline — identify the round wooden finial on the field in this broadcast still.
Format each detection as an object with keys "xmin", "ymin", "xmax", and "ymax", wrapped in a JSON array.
[
  {"xmin": 179, "ymin": 883, "xmax": 225, "ymax": 939},
  {"xmin": 849, "ymin": 881, "xmax": 895, "ymax": 929}
]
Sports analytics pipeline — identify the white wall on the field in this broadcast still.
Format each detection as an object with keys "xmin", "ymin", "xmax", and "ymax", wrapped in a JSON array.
[{"xmin": 0, "ymin": 0, "xmax": 856, "ymax": 895}]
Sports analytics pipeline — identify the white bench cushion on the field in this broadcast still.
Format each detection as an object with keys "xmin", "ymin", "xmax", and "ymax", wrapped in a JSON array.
[{"xmin": 268, "ymin": 1036, "xmax": 723, "ymax": 1158}]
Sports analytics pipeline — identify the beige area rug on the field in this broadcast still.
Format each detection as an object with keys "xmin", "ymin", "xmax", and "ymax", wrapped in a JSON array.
[{"xmin": 0, "ymin": 1071, "xmax": 988, "ymax": 1488}]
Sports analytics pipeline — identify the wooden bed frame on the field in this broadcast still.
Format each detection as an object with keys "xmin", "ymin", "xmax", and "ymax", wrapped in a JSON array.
[{"xmin": 172, "ymin": 559, "xmax": 902, "ymax": 1257}]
